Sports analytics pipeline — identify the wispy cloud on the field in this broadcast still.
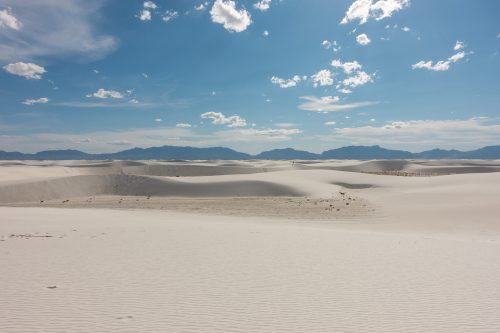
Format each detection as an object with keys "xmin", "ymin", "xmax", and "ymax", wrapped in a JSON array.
[
  {"xmin": 412, "ymin": 42, "xmax": 469, "ymax": 71},
  {"xmin": 0, "ymin": 0, "xmax": 118, "ymax": 62},
  {"xmin": 0, "ymin": 7, "xmax": 22, "ymax": 30},
  {"xmin": 86, "ymin": 88, "xmax": 124, "ymax": 99},
  {"xmin": 22, "ymin": 97, "xmax": 49, "ymax": 105},
  {"xmin": 318, "ymin": 118, "xmax": 500, "ymax": 150},
  {"xmin": 298, "ymin": 96, "xmax": 378, "ymax": 112}
]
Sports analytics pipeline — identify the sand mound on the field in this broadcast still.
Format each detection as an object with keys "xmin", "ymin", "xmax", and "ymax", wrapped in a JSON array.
[{"xmin": 0, "ymin": 174, "xmax": 304, "ymax": 203}]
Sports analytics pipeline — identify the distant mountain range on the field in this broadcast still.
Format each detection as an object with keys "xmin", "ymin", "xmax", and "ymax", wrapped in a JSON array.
[{"xmin": 1, "ymin": 145, "xmax": 500, "ymax": 160}]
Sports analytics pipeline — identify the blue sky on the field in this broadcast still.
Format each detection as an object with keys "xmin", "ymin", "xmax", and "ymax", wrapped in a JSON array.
[{"xmin": 0, "ymin": 0, "xmax": 499, "ymax": 153}]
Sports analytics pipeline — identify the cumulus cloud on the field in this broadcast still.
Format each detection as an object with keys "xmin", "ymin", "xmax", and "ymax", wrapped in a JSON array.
[
  {"xmin": 311, "ymin": 69, "xmax": 334, "ymax": 87},
  {"xmin": 210, "ymin": 0, "xmax": 252, "ymax": 32},
  {"xmin": 162, "ymin": 10, "xmax": 179, "ymax": 22},
  {"xmin": 3, "ymin": 62, "xmax": 45, "ymax": 79},
  {"xmin": 331, "ymin": 59, "xmax": 362, "ymax": 74},
  {"xmin": 201, "ymin": 111, "xmax": 247, "ymax": 127},
  {"xmin": 412, "ymin": 42, "xmax": 469, "ymax": 72},
  {"xmin": 195, "ymin": 2, "xmax": 209, "ymax": 11},
  {"xmin": 143, "ymin": 1, "xmax": 157, "ymax": 9},
  {"xmin": 454, "ymin": 40, "xmax": 464, "ymax": 51},
  {"xmin": 138, "ymin": 10, "xmax": 152, "ymax": 21},
  {"xmin": 298, "ymin": 96, "xmax": 377, "ymax": 112},
  {"xmin": 341, "ymin": 0, "xmax": 409, "ymax": 25},
  {"xmin": 356, "ymin": 33, "xmax": 371, "ymax": 45},
  {"xmin": 0, "ymin": 1, "xmax": 118, "ymax": 62},
  {"xmin": 402, "ymin": 26, "xmax": 410, "ymax": 32},
  {"xmin": 253, "ymin": 0, "xmax": 272, "ymax": 11},
  {"xmin": 22, "ymin": 97, "xmax": 49, "ymax": 105},
  {"xmin": 0, "ymin": 7, "xmax": 22, "ymax": 30},
  {"xmin": 325, "ymin": 121, "xmax": 337, "ymax": 125},
  {"xmin": 270, "ymin": 75, "xmax": 301, "ymax": 88},
  {"xmin": 154, "ymin": 118, "xmax": 163, "ymax": 122},
  {"xmin": 263, "ymin": 30, "xmax": 269, "ymax": 36},
  {"xmin": 342, "ymin": 70, "xmax": 373, "ymax": 87},
  {"xmin": 176, "ymin": 123, "xmax": 192, "ymax": 128},
  {"xmin": 86, "ymin": 88, "xmax": 124, "ymax": 99}
]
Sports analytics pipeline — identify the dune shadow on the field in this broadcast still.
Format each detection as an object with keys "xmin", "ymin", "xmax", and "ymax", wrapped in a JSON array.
[{"xmin": 332, "ymin": 182, "xmax": 375, "ymax": 189}]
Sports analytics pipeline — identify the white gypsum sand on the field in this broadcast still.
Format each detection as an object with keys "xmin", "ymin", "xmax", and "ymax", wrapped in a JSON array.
[{"xmin": 1, "ymin": 159, "xmax": 500, "ymax": 332}]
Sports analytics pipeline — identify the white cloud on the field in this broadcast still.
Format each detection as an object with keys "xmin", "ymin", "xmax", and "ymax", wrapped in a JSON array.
[
  {"xmin": 370, "ymin": 0, "xmax": 409, "ymax": 21},
  {"xmin": 448, "ymin": 51, "xmax": 465, "ymax": 62},
  {"xmin": 275, "ymin": 123, "xmax": 297, "ymax": 128},
  {"xmin": 412, "ymin": 60, "xmax": 450, "ymax": 72},
  {"xmin": 331, "ymin": 59, "xmax": 362, "ymax": 74},
  {"xmin": 162, "ymin": 10, "xmax": 179, "ymax": 22},
  {"xmin": 341, "ymin": 0, "xmax": 371, "ymax": 25},
  {"xmin": 270, "ymin": 75, "xmax": 301, "ymax": 88},
  {"xmin": 412, "ymin": 43, "xmax": 468, "ymax": 72},
  {"xmin": 129, "ymin": 99, "xmax": 139, "ymax": 104},
  {"xmin": 154, "ymin": 118, "xmax": 162, "ymax": 122},
  {"xmin": 0, "ymin": 7, "xmax": 22, "ymax": 30},
  {"xmin": 176, "ymin": 123, "xmax": 192, "ymax": 128},
  {"xmin": 320, "ymin": 118, "xmax": 500, "ymax": 150},
  {"xmin": 253, "ymin": 0, "xmax": 272, "ymax": 11},
  {"xmin": 143, "ymin": 1, "xmax": 158, "ymax": 9},
  {"xmin": 0, "ymin": 1, "xmax": 118, "ymax": 62},
  {"xmin": 195, "ymin": 2, "xmax": 209, "ymax": 11},
  {"xmin": 454, "ymin": 40, "xmax": 464, "ymax": 50},
  {"xmin": 3, "ymin": 62, "xmax": 46, "ymax": 79},
  {"xmin": 341, "ymin": 0, "xmax": 409, "ymax": 25},
  {"xmin": 323, "ymin": 40, "xmax": 340, "ymax": 52},
  {"xmin": 325, "ymin": 121, "xmax": 337, "ymax": 125},
  {"xmin": 210, "ymin": 0, "xmax": 252, "ymax": 33},
  {"xmin": 338, "ymin": 88, "xmax": 353, "ymax": 94},
  {"xmin": 356, "ymin": 33, "xmax": 371, "ymax": 45},
  {"xmin": 298, "ymin": 96, "xmax": 378, "ymax": 112},
  {"xmin": 22, "ymin": 97, "xmax": 49, "ymax": 105},
  {"xmin": 138, "ymin": 9, "xmax": 152, "ymax": 21},
  {"xmin": 201, "ymin": 111, "xmax": 247, "ymax": 127},
  {"xmin": 311, "ymin": 69, "xmax": 334, "ymax": 87},
  {"xmin": 322, "ymin": 40, "xmax": 332, "ymax": 49},
  {"xmin": 228, "ymin": 128, "xmax": 302, "ymax": 141},
  {"xmin": 402, "ymin": 26, "xmax": 410, "ymax": 32},
  {"xmin": 86, "ymin": 88, "xmax": 124, "ymax": 99},
  {"xmin": 342, "ymin": 70, "xmax": 373, "ymax": 87},
  {"xmin": 263, "ymin": 30, "xmax": 269, "ymax": 36}
]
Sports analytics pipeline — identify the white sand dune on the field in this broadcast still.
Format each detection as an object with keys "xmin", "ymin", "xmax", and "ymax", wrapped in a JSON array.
[{"xmin": 1, "ymin": 159, "xmax": 500, "ymax": 332}]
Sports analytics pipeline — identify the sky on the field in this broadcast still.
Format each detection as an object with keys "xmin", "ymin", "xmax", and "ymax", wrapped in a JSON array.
[{"xmin": 0, "ymin": 0, "xmax": 499, "ymax": 154}]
